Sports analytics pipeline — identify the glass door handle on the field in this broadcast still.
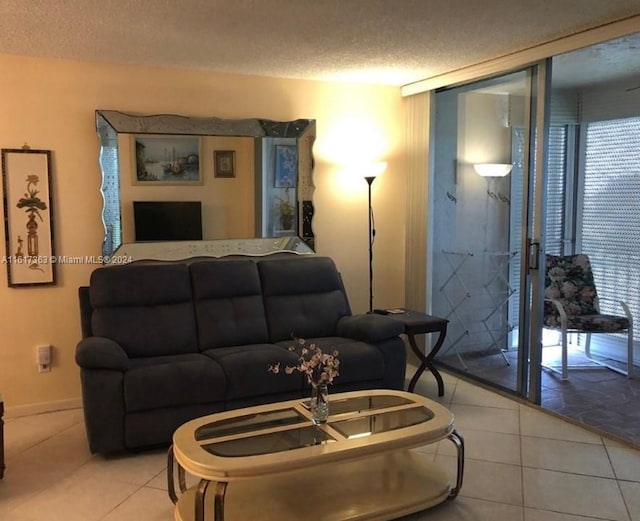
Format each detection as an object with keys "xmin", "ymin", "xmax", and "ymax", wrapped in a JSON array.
[{"xmin": 527, "ymin": 240, "xmax": 540, "ymax": 271}]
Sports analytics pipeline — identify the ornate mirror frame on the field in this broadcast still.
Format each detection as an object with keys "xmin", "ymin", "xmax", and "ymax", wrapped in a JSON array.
[{"xmin": 95, "ymin": 110, "xmax": 316, "ymax": 260}]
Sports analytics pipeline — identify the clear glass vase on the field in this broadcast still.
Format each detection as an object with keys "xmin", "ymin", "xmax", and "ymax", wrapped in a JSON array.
[{"xmin": 310, "ymin": 382, "xmax": 329, "ymax": 424}]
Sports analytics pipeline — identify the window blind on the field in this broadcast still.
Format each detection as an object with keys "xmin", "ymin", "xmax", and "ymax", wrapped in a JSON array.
[
  {"xmin": 580, "ymin": 117, "xmax": 640, "ymax": 358},
  {"xmin": 545, "ymin": 126, "xmax": 567, "ymax": 255}
]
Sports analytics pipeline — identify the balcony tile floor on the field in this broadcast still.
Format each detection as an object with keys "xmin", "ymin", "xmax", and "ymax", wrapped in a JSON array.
[{"xmin": 439, "ymin": 346, "xmax": 640, "ymax": 448}]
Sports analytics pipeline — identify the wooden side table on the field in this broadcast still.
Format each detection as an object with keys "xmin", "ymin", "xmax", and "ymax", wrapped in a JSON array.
[{"xmin": 375, "ymin": 309, "xmax": 448, "ymax": 396}]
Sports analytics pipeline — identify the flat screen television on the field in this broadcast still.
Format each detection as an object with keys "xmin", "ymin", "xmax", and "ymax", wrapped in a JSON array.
[{"xmin": 133, "ymin": 201, "xmax": 203, "ymax": 241}]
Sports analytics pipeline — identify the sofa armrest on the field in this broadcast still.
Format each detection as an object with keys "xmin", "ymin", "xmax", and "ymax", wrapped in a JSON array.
[
  {"xmin": 337, "ymin": 314, "xmax": 404, "ymax": 343},
  {"xmin": 75, "ymin": 337, "xmax": 129, "ymax": 371}
]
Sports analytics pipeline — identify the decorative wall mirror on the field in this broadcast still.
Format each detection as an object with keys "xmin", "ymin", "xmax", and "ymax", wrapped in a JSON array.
[{"xmin": 95, "ymin": 110, "xmax": 316, "ymax": 260}]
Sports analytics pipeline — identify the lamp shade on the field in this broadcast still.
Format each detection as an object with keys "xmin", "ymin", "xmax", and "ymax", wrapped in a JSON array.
[
  {"xmin": 473, "ymin": 163, "xmax": 513, "ymax": 177},
  {"xmin": 361, "ymin": 161, "xmax": 387, "ymax": 180}
]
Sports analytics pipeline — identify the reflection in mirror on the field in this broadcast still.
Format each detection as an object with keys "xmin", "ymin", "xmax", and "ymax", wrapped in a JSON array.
[{"xmin": 95, "ymin": 111, "xmax": 316, "ymax": 258}]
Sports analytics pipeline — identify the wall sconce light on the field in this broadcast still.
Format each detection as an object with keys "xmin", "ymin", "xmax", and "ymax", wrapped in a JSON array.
[
  {"xmin": 363, "ymin": 161, "xmax": 387, "ymax": 313},
  {"xmin": 473, "ymin": 163, "xmax": 513, "ymax": 177}
]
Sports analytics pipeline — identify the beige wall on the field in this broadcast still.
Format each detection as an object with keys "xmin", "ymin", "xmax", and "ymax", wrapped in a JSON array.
[{"xmin": 0, "ymin": 53, "xmax": 406, "ymax": 413}]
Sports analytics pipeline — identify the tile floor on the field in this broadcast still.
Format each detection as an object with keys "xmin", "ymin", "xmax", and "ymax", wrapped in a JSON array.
[{"xmin": 3, "ymin": 366, "xmax": 640, "ymax": 520}]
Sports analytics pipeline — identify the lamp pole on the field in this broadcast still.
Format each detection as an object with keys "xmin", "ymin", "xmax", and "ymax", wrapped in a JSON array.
[{"xmin": 365, "ymin": 175, "xmax": 376, "ymax": 313}]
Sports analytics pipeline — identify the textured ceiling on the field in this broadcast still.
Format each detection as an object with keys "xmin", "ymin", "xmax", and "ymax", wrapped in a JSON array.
[{"xmin": 1, "ymin": 0, "xmax": 640, "ymax": 86}]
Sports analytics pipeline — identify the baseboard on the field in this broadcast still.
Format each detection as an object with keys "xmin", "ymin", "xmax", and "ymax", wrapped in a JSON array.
[{"xmin": 4, "ymin": 397, "xmax": 83, "ymax": 419}]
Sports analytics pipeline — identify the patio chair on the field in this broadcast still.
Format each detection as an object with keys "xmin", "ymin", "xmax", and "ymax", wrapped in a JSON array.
[{"xmin": 543, "ymin": 253, "xmax": 634, "ymax": 380}]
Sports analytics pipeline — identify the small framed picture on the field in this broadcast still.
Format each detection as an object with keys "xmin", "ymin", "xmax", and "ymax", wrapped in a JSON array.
[{"xmin": 214, "ymin": 150, "xmax": 235, "ymax": 178}]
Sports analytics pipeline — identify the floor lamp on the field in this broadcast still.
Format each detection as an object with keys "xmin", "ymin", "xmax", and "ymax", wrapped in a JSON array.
[{"xmin": 363, "ymin": 162, "xmax": 387, "ymax": 312}]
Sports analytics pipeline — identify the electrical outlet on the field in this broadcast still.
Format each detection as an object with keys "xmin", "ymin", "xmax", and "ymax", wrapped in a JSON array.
[{"xmin": 37, "ymin": 344, "xmax": 51, "ymax": 373}]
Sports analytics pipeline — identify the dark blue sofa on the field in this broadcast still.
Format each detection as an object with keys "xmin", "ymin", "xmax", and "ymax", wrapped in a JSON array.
[{"xmin": 75, "ymin": 255, "xmax": 406, "ymax": 454}]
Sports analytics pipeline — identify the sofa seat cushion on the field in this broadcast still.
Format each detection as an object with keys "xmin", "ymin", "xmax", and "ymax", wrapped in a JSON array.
[
  {"xmin": 125, "ymin": 354, "xmax": 225, "ymax": 412},
  {"xmin": 277, "ymin": 336, "xmax": 386, "ymax": 386},
  {"xmin": 203, "ymin": 344, "xmax": 303, "ymax": 400}
]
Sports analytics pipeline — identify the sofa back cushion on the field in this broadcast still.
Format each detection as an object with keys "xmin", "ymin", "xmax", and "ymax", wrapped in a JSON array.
[
  {"xmin": 258, "ymin": 256, "xmax": 351, "ymax": 342},
  {"xmin": 190, "ymin": 259, "xmax": 270, "ymax": 349},
  {"xmin": 90, "ymin": 263, "xmax": 198, "ymax": 358}
]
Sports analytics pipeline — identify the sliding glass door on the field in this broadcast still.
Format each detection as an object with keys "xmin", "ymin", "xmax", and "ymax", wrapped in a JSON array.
[
  {"xmin": 429, "ymin": 64, "xmax": 549, "ymax": 399},
  {"xmin": 421, "ymin": 31, "xmax": 640, "ymax": 442}
]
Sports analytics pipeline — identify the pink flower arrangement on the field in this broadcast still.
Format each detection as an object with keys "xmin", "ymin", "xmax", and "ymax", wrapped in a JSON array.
[{"xmin": 269, "ymin": 338, "xmax": 340, "ymax": 387}]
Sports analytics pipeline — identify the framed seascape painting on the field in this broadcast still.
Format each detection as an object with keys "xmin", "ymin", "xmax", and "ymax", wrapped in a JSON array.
[
  {"xmin": 1, "ymin": 148, "xmax": 56, "ymax": 286},
  {"xmin": 133, "ymin": 135, "xmax": 202, "ymax": 185},
  {"xmin": 274, "ymin": 145, "xmax": 297, "ymax": 188}
]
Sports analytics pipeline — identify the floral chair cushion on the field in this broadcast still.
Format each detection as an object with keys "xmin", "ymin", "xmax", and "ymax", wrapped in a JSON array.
[
  {"xmin": 544, "ymin": 254, "xmax": 630, "ymax": 332},
  {"xmin": 556, "ymin": 314, "xmax": 630, "ymax": 332}
]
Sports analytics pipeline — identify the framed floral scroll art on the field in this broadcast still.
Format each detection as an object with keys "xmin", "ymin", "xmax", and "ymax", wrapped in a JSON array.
[{"xmin": 1, "ymin": 148, "xmax": 56, "ymax": 286}]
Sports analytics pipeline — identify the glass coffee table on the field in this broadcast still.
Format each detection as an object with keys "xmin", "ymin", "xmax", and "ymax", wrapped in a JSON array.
[{"xmin": 168, "ymin": 389, "xmax": 464, "ymax": 521}]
